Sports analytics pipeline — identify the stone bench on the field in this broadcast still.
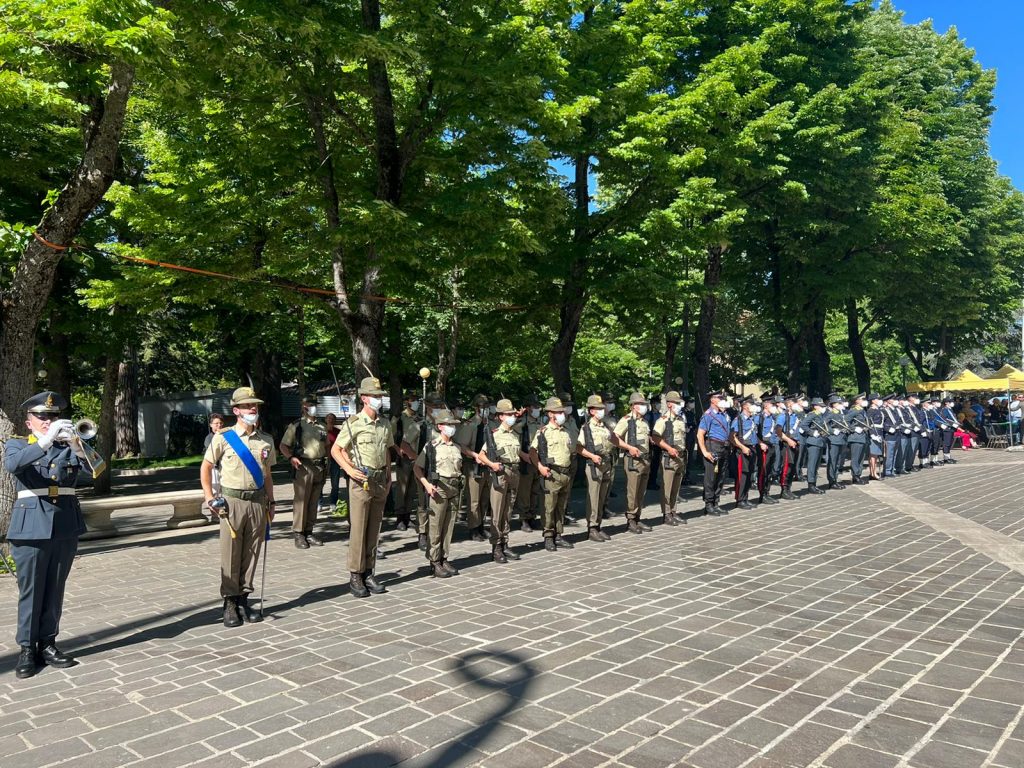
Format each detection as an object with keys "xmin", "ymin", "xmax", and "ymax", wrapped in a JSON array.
[{"xmin": 78, "ymin": 490, "xmax": 211, "ymax": 540}]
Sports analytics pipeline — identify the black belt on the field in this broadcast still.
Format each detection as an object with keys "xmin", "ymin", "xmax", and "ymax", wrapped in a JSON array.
[
  {"xmin": 548, "ymin": 465, "xmax": 571, "ymax": 473},
  {"xmin": 222, "ymin": 487, "xmax": 266, "ymax": 502},
  {"xmin": 708, "ymin": 438, "xmax": 727, "ymax": 447},
  {"xmin": 300, "ymin": 456, "xmax": 329, "ymax": 465}
]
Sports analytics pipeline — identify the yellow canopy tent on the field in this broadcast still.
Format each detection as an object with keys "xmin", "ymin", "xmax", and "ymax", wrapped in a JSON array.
[{"xmin": 907, "ymin": 369, "xmax": 989, "ymax": 393}]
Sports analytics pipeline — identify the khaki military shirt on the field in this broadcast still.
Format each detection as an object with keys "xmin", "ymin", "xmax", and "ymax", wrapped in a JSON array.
[
  {"xmin": 653, "ymin": 414, "xmax": 686, "ymax": 446},
  {"xmin": 415, "ymin": 437, "xmax": 463, "ymax": 479},
  {"xmin": 614, "ymin": 415, "xmax": 651, "ymax": 460},
  {"xmin": 489, "ymin": 423, "xmax": 522, "ymax": 465},
  {"xmin": 204, "ymin": 426, "xmax": 276, "ymax": 491},
  {"xmin": 577, "ymin": 418, "xmax": 614, "ymax": 457},
  {"xmin": 397, "ymin": 410, "xmax": 424, "ymax": 451},
  {"xmin": 455, "ymin": 412, "xmax": 487, "ymax": 451},
  {"xmin": 532, "ymin": 423, "xmax": 573, "ymax": 467},
  {"xmin": 336, "ymin": 411, "xmax": 394, "ymax": 470},
  {"xmin": 281, "ymin": 417, "xmax": 329, "ymax": 460},
  {"xmin": 563, "ymin": 415, "xmax": 580, "ymax": 448}
]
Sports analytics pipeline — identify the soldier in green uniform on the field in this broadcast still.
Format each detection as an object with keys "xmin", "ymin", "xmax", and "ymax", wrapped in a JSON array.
[
  {"xmin": 393, "ymin": 391, "xmax": 424, "ymax": 532},
  {"xmin": 514, "ymin": 394, "xmax": 544, "ymax": 532},
  {"xmin": 201, "ymin": 386, "xmax": 277, "ymax": 627},
  {"xmin": 652, "ymin": 390, "xmax": 687, "ymax": 526},
  {"xmin": 332, "ymin": 376, "xmax": 394, "ymax": 599},
  {"xmin": 531, "ymin": 397, "xmax": 576, "ymax": 552},
  {"xmin": 557, "ymin": 392, "xmax": 580, "ymax": 527},
  {"xmin": 614, "ymin": 393, "xmax": 651, "ymax": 533},
  {"xmin": 280, "ymin": 395, "xmax": 329, "ymax": 549},
  {"xmin": 413, "ymin": 391, "xmax": 446, "ymax": 550},
  {"xmin": 457, "ymin": 393, "xmax": 492, "ymax": 542},
  {"xmin": 414, "ymin": 409, "xmax": 464, "ymax": 578},
  {"xmin": 576, "ymin": 394, "xmax": 618, "ymax": 542},
  {"xmin": 601, "ymin": 392, "xmax": 620, "ymax": 514},
  {"xmin": 477, "ymin": 399, "xmax": 524, "ymax": 563}
]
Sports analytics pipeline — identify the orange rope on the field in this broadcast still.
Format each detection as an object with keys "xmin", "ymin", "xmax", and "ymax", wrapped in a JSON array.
[{"xmin": 33, "ymin": 231, "xmax": 72, "ymax": 251}]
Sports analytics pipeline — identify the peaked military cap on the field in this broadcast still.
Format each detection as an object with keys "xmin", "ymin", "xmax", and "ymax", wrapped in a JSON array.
[
  {"xmin": 231, "ymin": 386, "xmax": 264, "ymax": 406},
  {"xmin": 301, "ymin": 394, "xmax": 318, "ymax": 405},
  {"xmin": 557, "ymin": 391, "xmax": 574, "ymax": 405},
  {"xmin": 882, "ymin": 393, "xmax": 896, "ymax": 402},
  {"xmin": 22, "ymin": 390, "xmax": 67, "ymax": 414},
  {"xmin": 600, "ymin": 392, "xmax": 616, "ymax": 403},
  {"xmin": 433, "ymin": 408, "xmax": 460, "ymax": 425},
  {"xmin": 471, "ymin": 393, "xmax": 491, "ymax": 407},
  {"xmin": 827, "ymin": 394, "xmax": 843, "ymax": 405},
  {"xmin": 494, "ymin": 398, "xmax": 516, "ymax": 413},
  {"xmin": 628, "ymin": 392, "xmax": 648, "ymax": 405},
  {"xmin": 359, "ymin": 376, "xmax": 386, "ymax": 396},
  {"xmin": 851, "ymin": 393, "xmax": 866, "ymax": 401},
  {"xmin": 664, "ymin": 390, "xmax": 683, "ymax": 403},
  {"xmin": 706, "ymin": 390, "xmax": 725, "ymax": 401},
  {"xmin": 524, "ymin": 394, "xmax": 541, "ymax": 407},
  {"xmin": 543, "ymin": 396, "xmax": 564, "ymax": 412},
  {"xmin": 868, "ymin": 392, "xmax": 881, "ymax": 401},
  {"xmin": 586, "ymin": 394, "xmax": 604, "ymax": 409},
  {"xmin": 769, "ymin": 395, "xmax": 784, "ymax": 404},
  {"xmin": 809, "ymin": 397, "xmax": 825, "ymax": 407}
]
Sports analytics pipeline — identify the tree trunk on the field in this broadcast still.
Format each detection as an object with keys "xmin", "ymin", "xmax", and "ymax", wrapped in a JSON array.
[
  {"xmin": 550, "ymin": 153, "xmax": 592, "ymax": 398},
  {"xmin": 246, "ymin": 349, "xmax": 283, "ymax": 442},
  {"xmin": 0, "ymin": 60, "xmax": 134, "ymax": 536},
  {"xmin": 679, "ymin": 301, "xmax": 691, "ymax": 395},
  {"xmin": 663, "ymin": 329, "xmax": 680, "ymax": 393},
  {"xmin": 40, "ymin": 324, "xmax": 73, "ymax": 407},
  {"xmin": 92, "ymin": 356, "xmax": 120, "ymax": 495},
  {"xmin": 934, "ymin": 322, "xmax": 952, "ymax": 380},
  {"xmin": 846, "ymin": 298, "xmax": 871, "ymax": 393},
  {"xmin": 693, "ymin": 244, "xmax": 725, "ymax": 398},
  {"xmin": 296, "ymin": 304, "xmax": 306, "ymax": 401},
  {"xmin": 115, "ymin": 346, "xmax": 140, "ymax": 458},
  {"xmin": 436, "ymin": 273, "xmax": 461, "ymax": 400},
  {"xmin": 785, "ymin": 335, "xmax": 805, "ymax": 395},
  {"xmin": 806, "ymin": 310, "xmax": 833, "ymax": 397}
]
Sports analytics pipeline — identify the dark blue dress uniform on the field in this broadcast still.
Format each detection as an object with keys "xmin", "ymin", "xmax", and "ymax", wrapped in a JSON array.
[
  {"xmin": 938, "ymin": 399, "xmax": 959, "ymax": 462},
  {"xmin": 798, "ymin": 399, "xmax": 829, "ymax": 493},
  {"xmin": 730, "ymin": 403, "xmax": 759, "ymax": 508},
  {"xmin": 774, "ymin": 400, "xmax": 801, "ymax": 498},
  {"xmin": 904, "ymin": 397, "xmax": 926, "ymax": 472},
  {"xmin": 845, "ymin": 396, "xmax": 870, "ymax": 484},
  {"xmin": 4, "ymin": 391, "xmax": 86, "ymax": 679},
  {"xmin": 756, "ymin": 400, "xmax": 781, "ymax": 504},
  {"xmin": 697, "ymin": 393, "xmax": 732, "ymax": 515},
  {"xmin": 823, "ymin": 397, "xmax": 849, "ymax": 489}
]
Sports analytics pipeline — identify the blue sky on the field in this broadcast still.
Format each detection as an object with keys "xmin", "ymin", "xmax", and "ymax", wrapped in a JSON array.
[{"xmin": 890, "ymin": 0, "xmax": 1024, "ymax": 190}]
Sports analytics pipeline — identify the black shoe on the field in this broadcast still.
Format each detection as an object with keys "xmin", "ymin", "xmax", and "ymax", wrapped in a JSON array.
[
  {"xmin": 544, "ymin": 538, "xmax": 557, "ymax": 552},
  {"xmin": 305, "ymin": 533, "xmax": 324, "ymax": 546},
  {"xmin": 223, "ymin": 597, "xmax": 243, "ymax": 627},
  {"xmin": 736, "ymin": 500, "xmax": 753, "ymax": 510},
  {"xmin": 349, "ymin": 572, "xmax": 370, "ymax": 598},
  {"xmin": 364, "ymin": 572, "xmax": 387, "ymax": 594},
  {"xmin": 760, "ymin": 495, "xmax": 779, "ymax": 505},
  {"xmin": 418, "ymin": 533, "xmax": 428, "ymax": 552},
  {"xmin": 396, "ymin": 520, "xmax": 408, "ymax": 531},
  {"xmin": 589, "ymin": 528, "xmax": 605, "ymax": 542},
  {"xmin": 471, "ymin": 526, "xmax": 488, "ymax": 542},
  {"xmin": 502, "ymin": 546, "xmax": 521, "ymax": 560},
  {"xmin": 431, "ymin": 561, "xmax": 451, "ymax": 578},
  {"xmin": 807, "ymin": 485, "xmax": 826, "ymax": 495},
  {"xmin": 828, "ymin": 483, "xmax": 846, "ymax": 490},
  {"xmin": 602, "ymin": 509, "xmax": 612, "ymax": 519},
  {"xmin": 704, "ymin": 503, "xmax": 716, "ymax": 516},
  {"xmin": 555, "ymin": 536, "xmax": 574, "ymax": 549},
  {"xmin": 946, "ymin": 457, "xmax": 957, "ymax": 464},
  {"xmin": 853, "ymin": 477, "xmax": 868, "ymax": 485},
  {"xmin": 493, "ymin": 547, "xmax": 508, "ymax": 564},
  {"xmin": 780, "ymin": 488, "xmax": 796, "ymax": 500},
  {"xmin": 237, "ymin": 595, "xmax": 263, "ymax": 623},
  {"xmin": 294, "ymin": 532, "xmax": 309, "ymax": 549},
  {"xmin": 441, "ymin": 561, "xmax": 459, "ymax": 576},
  {"xmin": 15, "ymin": 646, "xmax": 37, "ymax": 679}
]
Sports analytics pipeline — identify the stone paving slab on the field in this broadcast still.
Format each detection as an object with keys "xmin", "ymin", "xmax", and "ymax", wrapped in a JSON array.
[{"xmin": 1, "ymin": 449, "xmax": 1024, "ymax": 767}]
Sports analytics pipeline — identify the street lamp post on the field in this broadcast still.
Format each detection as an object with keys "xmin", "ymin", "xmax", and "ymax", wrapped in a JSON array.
[{"xmin": 419, "ymin": 367, "xmax": 431, "ymax": 404}]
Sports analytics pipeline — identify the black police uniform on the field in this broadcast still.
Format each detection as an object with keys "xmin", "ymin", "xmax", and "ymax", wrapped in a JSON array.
[{"xmin": 4, "ymin": 392, "xmax": 86, "ymax": 678}]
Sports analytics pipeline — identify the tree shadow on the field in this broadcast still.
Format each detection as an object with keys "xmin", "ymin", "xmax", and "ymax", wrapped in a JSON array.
[{"xmin": 323, "ymin": 649, "xmax": 536, "ymax": 768}]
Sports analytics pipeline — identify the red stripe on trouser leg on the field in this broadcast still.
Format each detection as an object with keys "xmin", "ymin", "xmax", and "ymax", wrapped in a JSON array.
[
  {"xmin": 735, "ymin": 454, "xmax": 742, "ymax": 500},
  {"xmin": 782, "ymin": 451, "xmax": 789, "ymax": 486}
]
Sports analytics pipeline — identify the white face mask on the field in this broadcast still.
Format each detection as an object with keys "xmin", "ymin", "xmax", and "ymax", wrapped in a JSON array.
[
  {"xmin": 792, "ymin": 404, "xmax": 803, "ymax": 413},
  {"xmin": 765, "ymin": 407, "xmax": 775, "ymax": 416},
  {"xmin": 529, "ymin": 408, "xmax": 540, "ymax": 418},
  {"xmin": 722, "ymin": 397, "xmax": 733, "ymax": 409},
  {"xmin": 441, "ymin": 424, "xmax": 456, "ymax": 438},
  {"xmin": 593, "ymin": 408, "xmax": 605, "ymax": 420},
  {"xmin": 636, "ymin": 405, "xmax": 648, "ymax": 416},
  {"xmin": 502, "ymin": 414, "xmax": 517, "ymax": 427},
  {"xmin": 366, "ymin": 397, "xmax": 382, "ymax": 412},
  {"xmin": 241, "ymin": 413, "xmax": 259, "ymax": 426},
  {"xmin": 409, "ymin": 400, "xmax": 420, "ymax": 412},
  {"xmin": 306, "ymin": 406, "xmax": 317, "ymax": 418},
  {"xmin": 554, "ymin": 413, "xmax": 566, "ymax": 426}
]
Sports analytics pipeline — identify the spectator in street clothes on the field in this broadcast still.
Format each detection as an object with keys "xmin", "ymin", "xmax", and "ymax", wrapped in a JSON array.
[{"xmin": 204, "ymin": 413, "xmax": 224, "ymax": 451}]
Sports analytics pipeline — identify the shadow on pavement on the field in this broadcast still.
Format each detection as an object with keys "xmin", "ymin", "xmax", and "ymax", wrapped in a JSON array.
[{"xmin": 324, "ymin": 649, "xmax": 536, "ymax": 768}]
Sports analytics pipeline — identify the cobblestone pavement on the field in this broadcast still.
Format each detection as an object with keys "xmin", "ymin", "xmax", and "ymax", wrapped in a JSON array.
[{"xmin": 2, "ymin": 449, "xmax": 1024, "ymax": 767}]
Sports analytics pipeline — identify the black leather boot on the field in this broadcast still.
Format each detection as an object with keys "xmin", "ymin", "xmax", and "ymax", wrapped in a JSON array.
[
  {"xmin": 554, "ymin": 535, "xmax": 574, "ymax": 549},
  {"xmin": 502, "ymin": 541, "xmax": 520, "ymax": 560},
  {"xmin": 493, "ymin": 546, "xmax": 508, "ymax": 564},
  {"xmin": 431, "ymin": 561, "xmax": 451, "ymax": 578},
  {"xmin": 781, "ymin": 488, "xmax": 796, "ymax": 500},
  {"xmin": 237, "ymin": 595, "xmax": 263, "ymax": 623},
  {"xmin": 16, "ymin": 646, "xmax": 37, "ymax": 678},
  {"xmin": 627, "ymin": 520, "xmax": 643, "ymax": 534},
  {"xmin": 294, "ymin": 532, "xmax": 309, "ymax": 549},
  {"xmin": 363, "ymin": 571, "xmax": 386, "ymax": 594},
  {"xmin": 441, "ymin": 560, "xmax": 459, "ymax": 576},
  {"xmin": 663, "ymin": 512, "xmax": 679, "ymax": 526},
  {"xmin": 589, "ymin": 528, "xmax": 605, "ymax": 542},
  {"xmin": 418, "ymin": 533, "xmax": 428, "ymax": 551},
  {"xmin": 349, "ymin": 572, "xmax": 370, "ymax": 598},
  {"xmin": 223, "ymin": 597, "xmax": 243, "ymax": 627},
  {"xmin": 544, "ymin": 537, "xmax": 557, "ymax": 551}
]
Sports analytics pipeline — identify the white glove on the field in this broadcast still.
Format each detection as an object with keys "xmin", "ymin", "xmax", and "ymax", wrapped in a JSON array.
[
  {"xmin": 36, "ymin": 419, "xmax": 72, "ymax": 450},
  {"xmin": 832, "ymin": 429, "xmax": 840, "ymax": 435},
  {"xmin": 855, "ymin": 427, "xmax": 863, "ymax": 433},
  {"xmin": 887, "ymin": 428, "xmax": 895, "ymax": 434},
  {"xmin": 812, "ymin": 430, "xmax": 820, "ymax": 438}
]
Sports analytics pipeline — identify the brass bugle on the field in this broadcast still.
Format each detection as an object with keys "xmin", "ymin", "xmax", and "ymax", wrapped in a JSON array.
[{"xmin": 75, "ymin": 419, "xmax": 97, "ymax": 440}]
